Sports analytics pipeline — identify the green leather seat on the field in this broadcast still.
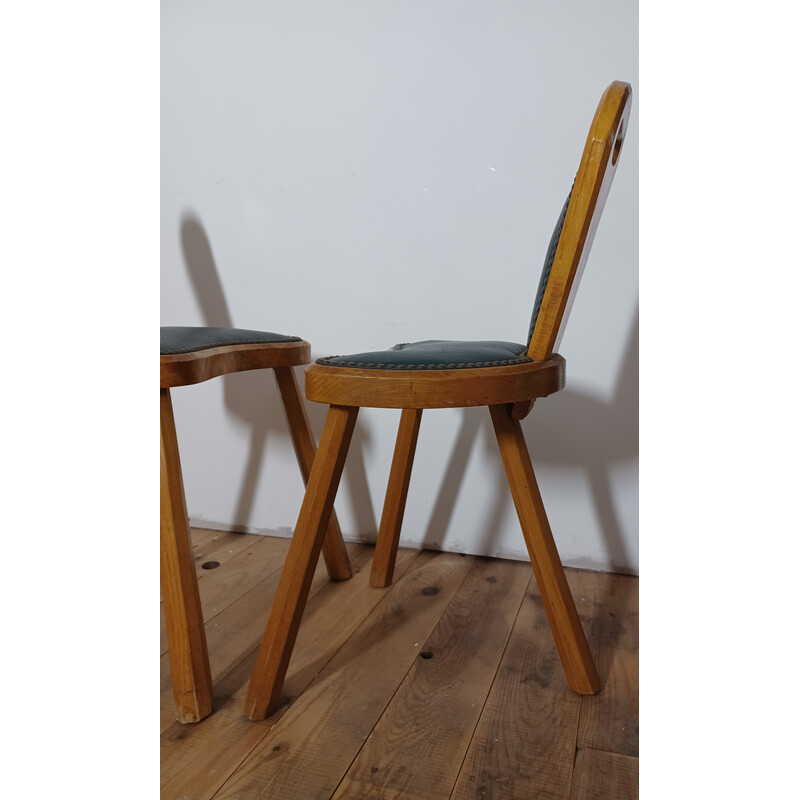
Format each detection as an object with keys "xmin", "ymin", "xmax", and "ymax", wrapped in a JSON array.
[
  {"xmin": 315, "ymin": 189, "xmax": 572, "ymax": 371},
  {"xmin": 317, "ymin": 339, "xmax": 531, "ymax": 370},
  {"xmin": 160, "ymin": 326, "xmax": 301, "ymax": 356}
]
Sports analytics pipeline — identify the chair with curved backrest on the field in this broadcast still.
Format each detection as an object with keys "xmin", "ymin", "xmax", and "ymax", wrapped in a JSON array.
[
  {"xmin": 243, "ymin": 81, "xmax": 633, "ymax": 720},
  {"xmin": 160, "ymin": 326, "xmax": 352, "ymax": 723}
]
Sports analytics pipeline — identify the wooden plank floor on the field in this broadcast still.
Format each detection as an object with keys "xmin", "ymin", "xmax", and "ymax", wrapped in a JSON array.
[{"xmin": 161, "ymin": 528, "xmax": 638, "ymax": 800}]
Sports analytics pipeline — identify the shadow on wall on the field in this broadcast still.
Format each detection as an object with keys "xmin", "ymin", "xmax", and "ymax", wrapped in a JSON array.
[
  {"xmin": 418, "ymin": 310, "xmax": 638, "ymax": 574},
  {"xmin": 418, "ymin": 406, "xmax": 511, "ymax": 555},
  {"xmin": 177, "ymin": 212, "xmax": 637, "ymax": 570},
  {"xmin": 525, "ymin": 308, "xmax": 638, "ymax": 572},
  {"xmin": 180, "ymin": 213, "xmax": 280, "ymax": 531},
  {"xmin": 304, "ymin": 390, "xmax": 378, "ymax": 538},
  {"xmin": 179, "ymin": 213, "xmax": 377, "ymax": 534}
]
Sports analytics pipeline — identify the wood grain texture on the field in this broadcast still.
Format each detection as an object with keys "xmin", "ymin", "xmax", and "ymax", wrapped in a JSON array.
[
  {"xmin": 274, "ymin": 365, "xmax": 352, "ymax": 581},
  {"xmin": 159, "ymin": 528, "xmax": 244, "ymax": 640},
  {"xmin": 159, "ymin": 539, "xmax": 364, "ymax": 735},
  {"xmin": 160, "ymin": 532, "xmax": 290, "ymax": 656},
  {"xmin": 511, "ymin": 398, "xmax": 535, "ymax": 420},
  {"xmin": 304, "ymin": 357, "xmax": 565, "ymax": 409},
  {"xmin": 449, "ymin": 569, "xmax": 595, "ymax": 800},
  {"xmin": 161, "ymin": 535, "xmax": 638, "ymax": 800},
  {"xmin": 161, "ymin": 539, "xmax": 365, "ymax": 781},
  {"xmin": 333, "ymin": 557, "xmax": 531, "ymax": 800},
  {"xmin": 160, "ymin": 339, "xmax": 311, "ymax": 388},
  {"xmin": 160, "ymin": 388, "xmax": 213, "ymax": 723},
  {"xmin": 489, "ymin": 403, "xmax": 600, "ymax": 695},
  {"xmin": 160, "ymin": 76, "xmax": 638, "ymax": 793},
  {"xmin": 528, "ymin": 81, "xmax": 632, "ymax": 361},
  {"xmin": 578, "ymin": 572, "xmax": 639, "ymax": 756},
  {"xmin": 244, "ymin": 404, "xmax": 360, "ymax": 719},
  {"xmin": 371, "ymin": 408, "xmax": 423, "ymax": 588},
  {"xmin": 183, "ymin": 526, "xmax": 232, "ymax": 560},
  {"xmin": 187, "ymin": 528, "xmax": 263, "ymax": 570},
  {"xmin": 570, "ymin": 749, "xmax": 638, "ymax": 800},
  {"xmin": 216, "ymin": 551, "xmax": 474, "ymax": 800},
  {"xmin": 184, "ymin": 534, "xmax": 289, "ymax": 630},
  {"xmin": 161, "ymin": 544, "xmax": 419, "ymax": 799}
]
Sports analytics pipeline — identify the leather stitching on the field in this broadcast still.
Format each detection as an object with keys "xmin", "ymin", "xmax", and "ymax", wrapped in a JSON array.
[{"xmin": 315, "ymin": 354, "xmax": 533, "ymax": 370}]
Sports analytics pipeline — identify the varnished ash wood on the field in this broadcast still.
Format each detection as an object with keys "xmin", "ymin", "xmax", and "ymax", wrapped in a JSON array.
[
  {"xmin": 489, "ymin": 403, "xmax": 600, "ymax": 694},
  {"xmin": 243, "ymin": 404, "xmax": 359, "ymax": 720},
  {"xmin": 528, "ymin": 80, "xmax": 632, "ymax": 361},
  {"xmin": 160, "ymin": 339, "xmax": 311, "ymax": 388},
  {"xmin": 304, "ymin": 356, "xmax": 565, "ymax": 409},
  {"xmin": 160, "ymin": 389, "xmax": 213, "ymax": 722},
  {"xmin": 274, "ymin": 366, "xmax": 352, "ymax": 581},
  {"xmin": 370, "ymin": 408, "xmax": 423, "ymax": 587}
]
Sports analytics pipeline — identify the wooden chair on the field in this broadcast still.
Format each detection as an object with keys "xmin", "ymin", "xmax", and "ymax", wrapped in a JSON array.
[
  {"xmin": 243, "ymin": 81, "xmax": 633, "ymax": 720},
  {"xmin": 160, "ymin": 326, "xmax": 352, "ymax": 723}
]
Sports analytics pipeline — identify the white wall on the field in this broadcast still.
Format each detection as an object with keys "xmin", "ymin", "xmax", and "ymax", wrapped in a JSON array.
[{"xmin": 161, "ymin": 0, "xmax": 638, "ymax": 574}]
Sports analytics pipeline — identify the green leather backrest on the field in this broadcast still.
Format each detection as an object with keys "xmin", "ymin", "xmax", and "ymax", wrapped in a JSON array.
[{"xmin": 526, "ymin": 188, "xmax": 572, "ymax": 348}]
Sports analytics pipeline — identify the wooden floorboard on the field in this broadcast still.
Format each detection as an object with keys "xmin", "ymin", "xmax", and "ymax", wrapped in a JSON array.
[
  {"xmin": 160, "ymin": 531, "xmax": 290, "ymax": 655},
  {"xmin": 161, "ymin": 530, "xmax": 639, "ymax": 799},
  {"xmin": 570, "ymin": 750, "xmax": 638, "ymax": 800},
  {"xmin": 577, "ymin": 572, "xmax": 639, "ymax": 757},
  {"xmin": 160, "ymin": 539, "xmax": 371, "ymax": 773},
  {"xmin": 214, "ymin": 550, "xmax": 474, "ymax": 800},
  {"xmin": 449, "ymin": 570, "xmax": 593, "ymax": 800},
  {"xmin": 333, "ymin": 557, "xmax": 531, "ymax": 800},
  {"xmin": 161, "ymin": 543, "xmax": 418, "ymax": 797}
]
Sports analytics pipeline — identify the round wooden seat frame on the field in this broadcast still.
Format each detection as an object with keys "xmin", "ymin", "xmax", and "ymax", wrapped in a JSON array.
[{"xmin": 303, "ymin": 356, "xmax": 566, "ymax": 410}]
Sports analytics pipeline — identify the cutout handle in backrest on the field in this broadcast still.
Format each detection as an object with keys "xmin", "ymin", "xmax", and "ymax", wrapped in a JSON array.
[{"xmin": 527, "ymin": 81, "xmax": 632, "ymax": 362}]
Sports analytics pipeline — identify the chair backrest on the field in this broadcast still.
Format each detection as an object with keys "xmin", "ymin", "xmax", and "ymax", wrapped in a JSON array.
[{"xmin": 527, "ymin": 81, "xmax": 632, "ymax": 362}]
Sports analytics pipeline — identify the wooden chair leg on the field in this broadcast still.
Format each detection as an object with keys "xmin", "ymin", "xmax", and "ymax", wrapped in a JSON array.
[
  {"xmin": 488, "ymin": 403, "xmax": 601, "ymax": 695},
  {"xmin": 160, "ymin": 388, "xmax": 214, "ymax": 723},
  {"xmin": 274, "ymin": 366, "xmax": 352, "ymax": 581},
  {"xmin": 370, "ymin": 408, "xmax": 423, "ymax": 588},
  {"xmin": 244, "ymin": 404, "xmax": 359, "ymax": 720}
]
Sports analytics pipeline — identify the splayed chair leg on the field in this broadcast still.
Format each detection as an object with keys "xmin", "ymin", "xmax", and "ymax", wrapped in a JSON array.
[
  {"xmin": 370, "ymin": 408, "xmax": 423, "ymax": 588},
  {"xmin": 244, "ymin": 404, "xmax": 359, "ymax": 720},
  {"xmin": 160, "ymin": 388, "xmax": 213, "ymax": 723},
  {"xmin": 274, "ymin": 366, "xmax": 352, "ymax": 581},
  {"xmin": 489, "ymin": 403, "xmax": 600, "ymax": 695}
]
